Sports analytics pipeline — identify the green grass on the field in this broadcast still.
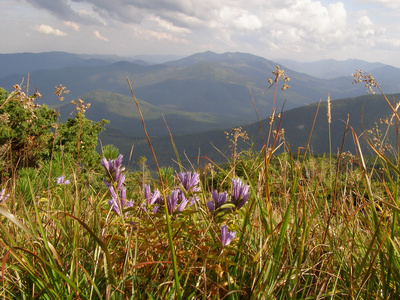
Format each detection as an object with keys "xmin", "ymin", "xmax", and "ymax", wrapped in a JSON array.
[{"xmin": 1, "ymin": 68, "xmax": 400, "ymax": 299}]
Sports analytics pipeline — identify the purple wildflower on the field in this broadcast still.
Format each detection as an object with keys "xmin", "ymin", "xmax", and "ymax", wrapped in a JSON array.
[
  {"xmin": 0, "ymin": 189, "xmax": 9, "ymax": 203},
  {"xmin": 144, "ymin": 185, "xmax": 162, "ymax": 205},
  {"xmin": 165, "ymin": 189, "xmax": 190, "ymax": 215},
  {"xmin": 166, "ymin": 189, "xmax": 180, "ymax": 215},
  {"xmin": 102, "ymin": 155, "xmax": 132, "ymax": 216},
  {"xmin": 116, "ymin": 174, "xmax": 125, "ymax": 191},
  {"xmin": 56, "ymin": 175, "xmax": 70, "ymax": 185},
  {"xmin": 101, "ymin": 154, "xmax": 125, "ymax": 186},
  {"xmin": 220, "ymin": 225, "xmax": 236, "ymax": 247},
  {"xmin": 107, "ymin": 198, "xmax": 121, "ymax": 216},
  {"xmin": 120, "ymin": 187, "xmax": 127, "ymax": 208},
  {"xmin": 176, "ymin": 195, "xmax": 189, "ymax": 212},
  {"xmin": 107, "ymin": 186, "xmax": 133, "ymax": 217},
  {"xmin": 178, "ymin": 171, "xmax": 200, "ymax": 192},
  {"xmin": 232, "ymin": 178, "xmax": 250, "ymax": 209},
  {"xmin": 143, "ymin": 185, "xmax": 162, "ymax": 213},
  {"xmin": 207, "ymin": 190, "xmax": 227, "ymax": 212}
]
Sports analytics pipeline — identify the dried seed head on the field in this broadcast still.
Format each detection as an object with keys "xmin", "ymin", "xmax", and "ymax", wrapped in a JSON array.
[
  {"xmin": 327, "ymin": 94, "xmax": 331, "ymax": 124},
  {"xmin": 351, "ymin": 69, "xmax": 377, "ymax": 94},
  {"xmin": 267, "ymin": 65, "xmax": 291, "ymax": 89}
]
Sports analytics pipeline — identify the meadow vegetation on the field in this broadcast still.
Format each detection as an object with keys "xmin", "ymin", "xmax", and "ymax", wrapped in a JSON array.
[{"xmin": 1, "ymin": 67, "xmax": 400, "ymax": 299}]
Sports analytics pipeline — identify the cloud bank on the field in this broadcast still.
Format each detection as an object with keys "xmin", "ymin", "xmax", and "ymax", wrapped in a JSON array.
[{"xmin": 3, "ymin": 0, "xmax": 399, "ymax": 66}]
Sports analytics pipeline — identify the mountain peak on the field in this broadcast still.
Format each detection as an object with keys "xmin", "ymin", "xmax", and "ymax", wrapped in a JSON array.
[{"xmin": 164, "ymin": 51, "xmax": 269, "ymax": 68}]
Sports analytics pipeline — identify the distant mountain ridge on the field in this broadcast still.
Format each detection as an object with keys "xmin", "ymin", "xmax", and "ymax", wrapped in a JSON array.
[
  {"xmin": 0, "ymin": 52, "xmax": 117, "ymax": 78},
  {"xmin": 3, "ymin": 50, "xmax": 398, "ymax": 124},
  {"xmin": 276, "ymin": 58, "xmax": 387, "ymax": 79}
]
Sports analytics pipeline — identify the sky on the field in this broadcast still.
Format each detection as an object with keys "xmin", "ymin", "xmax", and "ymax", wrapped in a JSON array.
[{"xmin": 1, "ymin": 0, "xmax": 400, "ymax": 66}]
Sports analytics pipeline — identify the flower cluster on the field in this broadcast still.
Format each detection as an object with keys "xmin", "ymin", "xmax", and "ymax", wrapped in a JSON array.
[
  {"xmin": 207, "ymin": 190, "xmax": 228, "ymax": 212},
  {"xmin": 207, "ymin": 178, "xmax": 250, "ymax": 212},
  {"xmin": 178, "ymin": 171, "xmax": 200, "ymax": 193},
  {"xmin": 100, "ymin": 155, "xmax": 244, "ymax": 248},
  {"xmin": 142, "ymin": 171, "xmax": 200, "ymax": 215},
  {"xmin": 101, "ymin": 154, "xmax": 133, "ymax": 217},
  {"xmin": 206, "ymin": 178, "xmax": 250, "ymax": 248},
  {"xmin": 166, "ymin": 189, "xmax": 189, "ymax": 215},
  {"xmin": 143, "ymin": 185, "xmax": 163, "ymax": 213}
]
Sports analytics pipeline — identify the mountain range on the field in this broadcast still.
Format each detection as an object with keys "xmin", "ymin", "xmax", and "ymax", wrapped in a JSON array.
[{"xmin": 1, "ymin": 51, "xmax": 399, "ymax": 168}]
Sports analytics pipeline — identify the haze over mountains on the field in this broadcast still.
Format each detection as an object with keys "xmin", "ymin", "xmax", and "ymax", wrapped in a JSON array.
[{"xmin": 1, "ymin": 51, "xmax": 399, "ymax": 167}]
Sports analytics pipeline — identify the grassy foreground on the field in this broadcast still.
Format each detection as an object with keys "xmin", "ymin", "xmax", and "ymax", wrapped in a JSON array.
[{"xmin": 1, "ymin": 68, "xmax": 400, "ymax": 299}]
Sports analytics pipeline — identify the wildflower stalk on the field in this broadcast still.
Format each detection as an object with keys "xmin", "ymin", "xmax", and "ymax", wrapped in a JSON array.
[
  {"xmin": 327, "ymin": 94, "xmax": 332, "ymax": 181},
  {"xmin": 127, "ymin": 77, "xmax": 182, "ymax": 299}
]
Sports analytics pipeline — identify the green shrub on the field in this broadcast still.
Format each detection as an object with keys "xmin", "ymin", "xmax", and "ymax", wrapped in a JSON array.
[{"xmin": 0, "ymin": 86, "xmax": 57, "ymax": 178}]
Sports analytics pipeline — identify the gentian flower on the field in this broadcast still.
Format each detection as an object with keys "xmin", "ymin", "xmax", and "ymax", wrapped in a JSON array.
[
  {"xmin": 56, "ymin": 175, "xmax": 70, "ymax": 185},
  {"xmin": 0, "ymin": 189, "xmax": 9, "ymax": 203},
  {"xmin": 176, "ymin": 195, "xmax": 189, "ymax": 212},
  {"xmin": 101, "ymin": 154, "xmax": 125, "ymax": 186},
  {"xmin": 107, "ymin": 197, "xmax": 121, "ymax": 216},
  {"xmin": 143, "ymin": 184, "xmax": 162, "ymax": 213},
  {"xmin": 178, "ymin": 171, "xmax": 200, "ymax": 192},
  {"xmin": 207, "ymin": 190, "xmax": 227, "ymax": 212},
  {"xmin": 220, "ymin": 225, "xmax": 236, "ymax": 247},
  {"xmin": 165, "ymin": 189, "xmax": 190, "ymax": 215},
  {"xmin": 166, "ymin": 189, "xmax": 180, "ymax": 215},
  {"xmin": 107, "ymin": 186, "xmax": 133, "ymax": 217},
  {"xmin": 231, "ymin": 178, "xmax": 250, "ymax": 209},
  {"xmin": 101, "ymin": 155, "xmax": 134, "ymax": 217}
]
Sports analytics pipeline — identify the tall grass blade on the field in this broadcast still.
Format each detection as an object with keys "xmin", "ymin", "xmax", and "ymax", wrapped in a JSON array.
[
  {"xmin": 126, "ymin": 77, "xmax": 182, "ymax": 299},
  {"xmin": 63, "ymin": 212, "xmax": 117, "ymax": 287},
  {"xmin": 0, "ymin": 206, "xmax": 34, "ymax": 239}
]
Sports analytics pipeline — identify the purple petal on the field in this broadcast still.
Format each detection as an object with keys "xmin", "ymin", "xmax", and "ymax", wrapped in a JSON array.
[
  {"xmin": 206, "ymin": 201, "xmax": 215, "ymax": 212},
  {"xmin": 108, "ymin": 186, "xmax": 117, "ymax": 200},
  {"xmin": 116, "ymin": 174, "xmax": 125, "ymax": 191},
  {"xmin": 237, "ymin": 194, "xmax": 250, "ymax": 209},
  {"xmin": 220, "ymin": 225, "xmax": 236, "ymax": 247},
  {"xmin": 167, "ymin": 190, "xmax": 179, "ymax": 215},
  {"xmin": 213, "ymin": 190, "xmax": 227, "ymax": 209},
  {"xmin": 108, "ymin": 198, "xmax": 121, "ymax": 216},
  {"xmin": 101, "ymin": 158, "xmax": 113, "ymax": 174},
  {"xmin": 120, "ymin": 187, "xmax": 127, "ymax": 208},
  {"xmin": 144, "ymin": 185, "xmax": 151, "ymax": 200},
  {"xmin": 114, "ymin": 154, "xmax": 123, "ymax": 169},
  {"xmin": 176, "ymin": 196, "xmax": 189, "ymax": 212},
  {"xmin": 56, "ymin": 175, "xmax": 64, "ymax": 184},
  {"xmin": 56, "ymin": 175, "xmax": 70, "ymax": 185},
  {"xmin": 0, "ymin": 189, "xmax": 9, "ymax": 203}
]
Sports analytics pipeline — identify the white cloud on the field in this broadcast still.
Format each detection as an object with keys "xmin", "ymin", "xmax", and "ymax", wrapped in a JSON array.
[
  {"xmin": 149, "ymin": 31, "xmax": 189, "ymax": 43},
  {"xmin": 356, "ymin": 16, "xmax": 375, "ymax": 37},
  {"xmin": 357, "ymin": 0, "xmax": 400, "ymax": 9},
  {"xmin": 64, "ymin": 21, "xmax": 80, "ymax": 31},
  {"xmin": 271, "ymin": 1, "xmax": 347, "ymax": 36},
  {"xmin": 218, "ymin": 7, "xmax": 262, "ymax": 31},
  {"xmin": 93, "ymin": 30, "xmax": 109, "ymax": 41},
  {"xmin": 33, "ymin": 24, "xmax": 67, "ymax": 36},
  {"xmin": 147, "ymin": 16, "xmax": 191, "ymax": 34}
]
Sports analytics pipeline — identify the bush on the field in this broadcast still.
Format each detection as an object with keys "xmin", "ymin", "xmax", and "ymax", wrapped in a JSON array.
[{"xmin": 0, "ymin": 86, "xmax": 57, "ymax": 177}]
